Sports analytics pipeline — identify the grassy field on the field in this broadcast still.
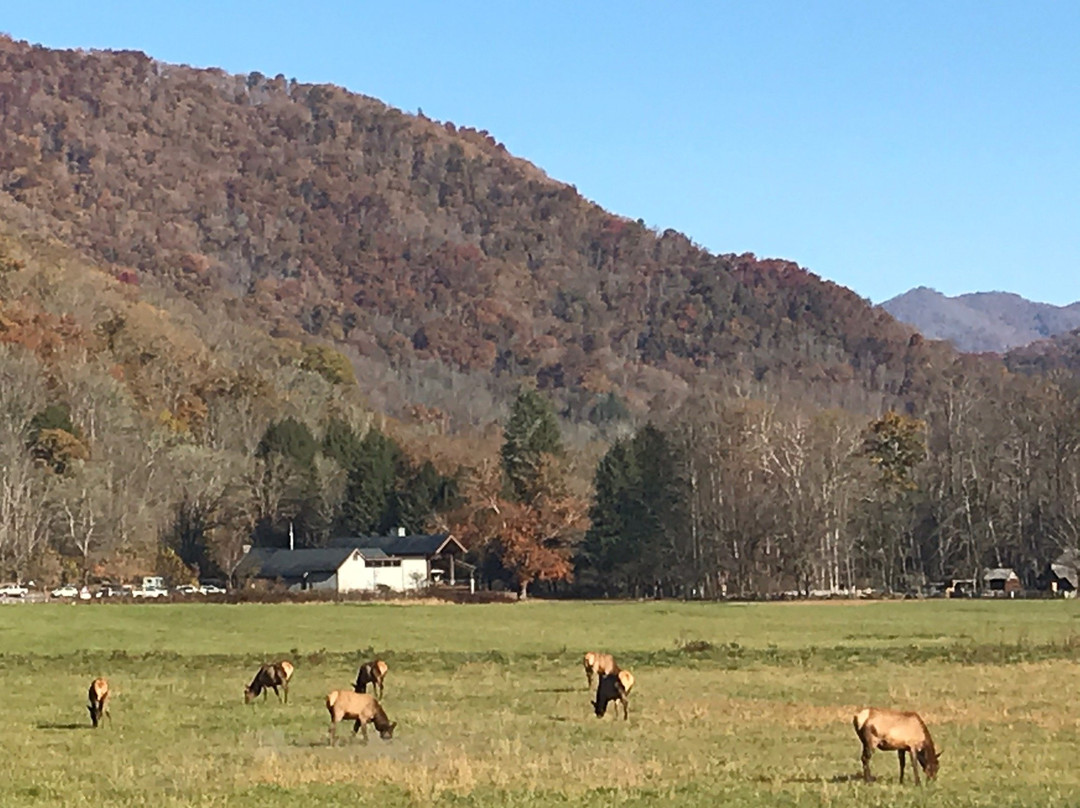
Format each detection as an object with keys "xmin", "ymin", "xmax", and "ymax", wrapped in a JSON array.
[{"xmin": 2, "ymin": 599, "xmax": 1079, "ymax": 807}]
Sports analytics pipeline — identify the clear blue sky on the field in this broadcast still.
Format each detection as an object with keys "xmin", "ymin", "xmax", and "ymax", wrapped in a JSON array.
[{"xmin": 3, "ymin": 1, "xmax": 1078, "ymax": 304}]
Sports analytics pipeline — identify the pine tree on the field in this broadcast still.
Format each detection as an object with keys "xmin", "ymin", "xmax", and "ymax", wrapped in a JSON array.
[
  {"xmin": 500, "ymin": 387, "xmax": 562, "ymax": 504},
  {"xmin": 257, "ymin": 417, "xmax": 317, "ymax": 468},
  {"xmin": 577, "ymin": 423, "xmax": 687, "ymax": 596},
  {"xmin": 340, "ymin": 427, "xmax": 401, "ymax": 535}
]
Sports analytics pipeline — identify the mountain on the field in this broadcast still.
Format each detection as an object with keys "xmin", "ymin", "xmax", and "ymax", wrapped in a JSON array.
[
  {"xmin": 0, "ymin": 35, "xmax": 953, "ymax": 429},
  {"xmin": 6, "ymin": 37, "xmax": 1080, "ymax": 596},
  {"xmin": 881, "ymin": 287, "xmax": 1080, "ymax": 354}
]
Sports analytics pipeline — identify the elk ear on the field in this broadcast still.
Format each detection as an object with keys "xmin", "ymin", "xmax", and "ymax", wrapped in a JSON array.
[
  {"xmin": 937, "ymin": 748, "xmax": 944, "ymax": 759},
  {"xmin": 390, "ymin": 722, "xmax": 397, "ymax": 731}
]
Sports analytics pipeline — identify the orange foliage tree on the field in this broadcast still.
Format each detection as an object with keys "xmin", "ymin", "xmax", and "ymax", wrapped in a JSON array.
[{"xmin": 452, "ymin": 458, "xmax": 587, "ymax": 600}]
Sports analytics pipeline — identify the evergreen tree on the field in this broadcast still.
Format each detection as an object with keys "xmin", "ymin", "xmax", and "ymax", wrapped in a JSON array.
[
  {"xmin": 390, "ymin": 460, "xmax": 458, "ymax": 535},
  {"xmin": 257, "ymin": 417, "xmax": 318, "ymax": 468},
  {"xmin": 341, "ymin": 427, "xmax": 401, "ymax": 535},
  {"xmin": 577, "ymin": 438, "xmax": 639, "ymax": 591},
  {"xmin": 578, "ymin": 423, "xmax": 687, "ymax": 595},
  {"xmin": 322, "ymin": 417, "xmax": 364, "ymax": 469},
  {"xmin": 500, "ymin": 387, "xmax": 562, "ymax": 504}
]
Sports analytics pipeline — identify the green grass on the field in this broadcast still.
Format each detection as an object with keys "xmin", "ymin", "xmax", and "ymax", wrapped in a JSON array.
[{"xmin": 2, "ymin": 599, "xmax": 1079, "ymax": 806}]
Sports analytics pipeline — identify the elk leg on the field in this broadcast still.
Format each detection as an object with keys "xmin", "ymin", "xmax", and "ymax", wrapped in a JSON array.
[
  {"xmin": 911, "ymin": 748, "xmax": 921, "ymax": 786},
  {"xmin": 282, "ymin": 683, "xmax": 289, "ymax": 704},
  {"xmin": 272, "ymin": 685, "xmax": 282, "ymax": 703},
  {"xmin": 353, "ymin": 719, "xmax": 362, "ymax": 736},
  {"xmin": 329, "ymin": 721, "xmax": 337, "ymax": 746},
  {"xmin": 360, "ymin": 721, "xmax": 369, "ymax": 743},
  {"xmin": 621, "ymin": 696, "xmax": 629, "ymax": 721},
  {"xmin": 898, "ymin": 749, "xmax": 906, "ymax": 784},
  {"xmin": 861, "ymin": 743, "xmax": 873, "ymax": 782}
]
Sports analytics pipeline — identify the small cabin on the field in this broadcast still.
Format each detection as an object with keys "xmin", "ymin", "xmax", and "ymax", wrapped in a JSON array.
[{"xmin": 982, "ymin": 567, "xmax": 1022, "ymax": 596}]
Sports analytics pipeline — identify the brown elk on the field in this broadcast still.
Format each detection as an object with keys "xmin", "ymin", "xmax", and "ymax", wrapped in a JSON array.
[
  {"xmin": 244, "ymin": 660, "xmax": 294, "ymax": 704},
  {"xmin": 326, "ymin": 690, "xmax": 397, "ymax": 745},
  {"xmin": 853, "ymin": 707, "xmax": 941, "ymax": 784},
  {"xmin": 353, "ymin": 659, "xmax": 389, "ymax": 699},
  {"xmin": 592, "ymin": 668, "xmax": 635, "ymax": 720},
  {"xmin": 582, "ymin": 651, "xmax": 618, "ymax": 689},
  {"xmin": 87, "ymin": 677, "xmax": 111, "ymax": 728}
]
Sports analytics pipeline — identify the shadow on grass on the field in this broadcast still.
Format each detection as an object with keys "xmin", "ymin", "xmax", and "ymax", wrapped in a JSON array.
[
  {"xmin": 36, "ymin": 722, "xmax": 89, "ymax": 731},
  {"xmin": 751, "ymin": 773, "xmax": 869, "ymax": 784},
  {"xmin": 535, "ymin": 687, "xmax": 577, "ymax": 693},
  {"xmin": 293, "ymin": 738, "xmax": 334, "ymax": 748}
]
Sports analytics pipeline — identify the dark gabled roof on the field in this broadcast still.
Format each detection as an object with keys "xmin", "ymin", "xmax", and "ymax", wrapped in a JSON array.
[
  {"xmin": 354, "ymin": 547, "xmax": 389, "ymax": 560},
  {"xmin": 332, "ymin": 532, "xmax": 465, "ymax": 556},
  {"xmin": 236, "ymin": 547, "xmax": 356, "ymax": 579}
]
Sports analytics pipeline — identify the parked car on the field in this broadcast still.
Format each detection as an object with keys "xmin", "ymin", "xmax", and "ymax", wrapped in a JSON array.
[
  {"xmin": 131, "ymin": 576, "xmax": 169, "ymax": 599},
  {"xmin": 51, "ymin": 585, "xmax": 80, "ymax": 598},
  {"xmin": 175, "ymin": 584, "xmax": 201, "ymax": 596},
  {"xmin": 95, "ymin": 583, "xmax": 131, "ymax": 599},
  {"xmin": 132, "ymin": 585, "xmax": 168, "ymax": 599},
  {"xmin": 199, "ymin": 583, "xmax": 226, "ymax": 595},
  {"xmin": 0, "ymin": 582, "xmax": 29, "ymax": 598}
]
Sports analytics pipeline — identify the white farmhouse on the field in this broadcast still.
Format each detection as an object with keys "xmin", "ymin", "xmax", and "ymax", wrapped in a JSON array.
[
  {"xmin": 331, "ymin": 531, "xmax": 470, "ymax": 586},
  {"xmin": 237, "ymin": 546, "xmax": 428, "ymax": 593}
]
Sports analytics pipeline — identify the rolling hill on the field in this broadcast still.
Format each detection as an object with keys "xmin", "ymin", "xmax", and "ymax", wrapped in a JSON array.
[{"xmin": 0, "ymin": 34, "xmax": 952, "ymax": 429}]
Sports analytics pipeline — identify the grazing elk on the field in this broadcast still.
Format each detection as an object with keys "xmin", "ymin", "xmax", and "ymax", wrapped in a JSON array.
[
  {"xmin": 326, "ymin": 690, "xmax": 397, "ymax": 745},
  {"xmin": 853, "ymin": 707, "xmax": 941, "ymax": 784},
  {"xmin": 582, "ymin": 651, "xmax": 618, "ymax": 689},
  {"xmin": 353, "ymin": 659, "xmax": 389, "ymax": 699},
  {"xmin": 87, "ymin": 677, "xmax": 111, "ymax": 728},
  {"xmin": 592, "ymin": 669, "xmax": 635, "ymax": 720},
  {"xmin": 244, "ymin": 660, "xmax": 295, "ymax": 704}
]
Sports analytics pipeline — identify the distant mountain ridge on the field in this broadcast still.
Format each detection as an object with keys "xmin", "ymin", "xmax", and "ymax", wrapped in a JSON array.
[{"xmin": 881, "ymin": 287, "xmax": 1080, "ymax": 354}]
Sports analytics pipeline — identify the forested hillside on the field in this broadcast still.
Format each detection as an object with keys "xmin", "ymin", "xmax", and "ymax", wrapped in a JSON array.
[
  {"xmin": 1, "ymin": 36, "xmax": 1078, "ymax": 597},
  {"xmin": 0, "ymin": 211, "xmax": 493, "ymax": 585},
  {"xmin": 0, "ymin": 35, "xmax": 951, "ymax": 427}
]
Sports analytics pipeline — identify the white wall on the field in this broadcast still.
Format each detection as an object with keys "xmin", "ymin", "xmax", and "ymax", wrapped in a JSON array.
[
  {"xmin": 370, "ymin": 557, "xmax": 429, "ymax": 592},
  {"xmin": 335, "ymin": 553, "xmax": 430, "ymax": 593},
  {"xmin": 402, "ymin": 557, "xmax": 429, "ymax": 590},
  {"xmin": 335, "ymin": 552, "xmax": 368, "ymax": 592}
]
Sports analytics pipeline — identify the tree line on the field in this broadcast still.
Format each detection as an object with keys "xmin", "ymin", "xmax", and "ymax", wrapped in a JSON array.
[{"xmin": 575, "ymin": 370, "xmax": 1080, "ymax": 597}]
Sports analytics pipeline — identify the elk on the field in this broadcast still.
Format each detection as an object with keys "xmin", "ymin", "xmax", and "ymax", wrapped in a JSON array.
[
  {"xmin": 326, "ymin": 690, "xmax": 397, "ymax": 745},
  {"xmin": 582, "ymin": 651, "xmax": 618, "ymax": 689},
  {"xmin": 244, "ymin": 660, "xmax": 294, "ymax": 704},
  {"xmin": 87, "ymin": 677, "xmax": 110, "ymax": 728},
  {"xmin": 853, "ymin": 707, "xmax": 941, "ymax": 784},
  {"xmin": 592, "ymin": 669, "xmax": 635, "ymax": 720},
  {"xmin": 353, "ymin": 659, "xmax": 389, "ymax": 699}
]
